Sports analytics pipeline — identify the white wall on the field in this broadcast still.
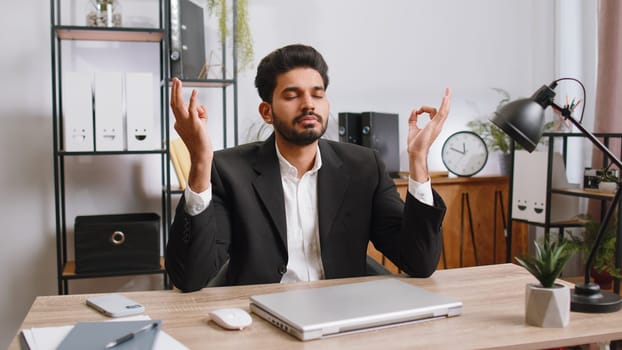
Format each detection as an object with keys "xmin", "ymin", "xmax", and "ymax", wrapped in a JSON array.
[
  {"xmin": 238, "ymin": 0, "xmax": 560, "ymax": 175},
  {"xmin": 0, "ymin": 0, "xmax": 596, "ymax": 348}
]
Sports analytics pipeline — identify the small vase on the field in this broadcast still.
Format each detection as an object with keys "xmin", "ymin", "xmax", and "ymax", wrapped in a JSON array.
[
  {"xmin": 86, "ymin": 0, "xmax": 122, "ymax": 27},
  {"xmin": 498, "ymin": 153, "xmax": 512, "ymax": 176},
  {"xmin": 525, "ymin": 283, "xmax": 570, "ymax": 328},
  {"xmin": 591, "ymin": 268, "xmax": 613, "ymax": 290}
]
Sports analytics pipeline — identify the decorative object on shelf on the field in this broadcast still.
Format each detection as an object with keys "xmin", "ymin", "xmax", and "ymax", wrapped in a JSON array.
[
  {"xmin": 597, "ymin": 167, "xmax": 619, "ymax": 194},
  {"xmin": 169, "ymin": 138, "xmax": 191, "ymax": 191},
  {"xmin": 584, "ymin": 166, "xmax": 619, "ymax": 192},
  {"xmin": 197, "ymin": 51, "xmax": 223, "ymax": 79},
  {"xmin": 87, "ymin": 0, "xmax": 122, "ymax": 27},
  {"xmin": 441, "ymin": 131, "xmax": 488, "ymax": 177},
  {"xmin": 598, "ymin": 179, "xmax": 618, "ymax": 194},
  {"xmin": 491, "ymin": 76, "xmax": 622, "ymax": 313},
  {"xmin": 74, "ymin": 213, "xmax": 160, "ymax": 274},
  {"xmin": 511, "ymin": 151, "xmax": 580, "ymax": 224},
  {"xmin": 207, "ymin": 0, "xmax": 254, "ymax": 72},
  {"xmin": 583, "ymin": 167, "xmax": 600, "ymax": 189},
  {"xmin": 568, "ymin": 214, "xmax": 621, "ymax": 289},
  {"xmin": 515, "ymin": 238, "xmax": 576, "ymax": 327}
]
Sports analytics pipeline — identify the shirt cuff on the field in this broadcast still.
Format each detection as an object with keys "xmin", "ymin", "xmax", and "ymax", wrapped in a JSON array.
[
  {"xmin": 408, "ymin": 177, "xmax": 434, "ymax": 206},
  {"xmin": 184, "ymin": 185, "xmax": 212, "ymax": 216}
]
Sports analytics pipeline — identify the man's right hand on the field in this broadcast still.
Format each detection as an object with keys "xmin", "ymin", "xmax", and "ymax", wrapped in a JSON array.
[{"xmin": 170, "ymin": 77, "xmax": 213, "ymax": 193}]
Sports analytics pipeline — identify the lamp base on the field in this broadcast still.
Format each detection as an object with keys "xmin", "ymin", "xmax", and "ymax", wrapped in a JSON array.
[{"xmin": 571, "ymin": 282, "xmax": 622, "ymax": 313}]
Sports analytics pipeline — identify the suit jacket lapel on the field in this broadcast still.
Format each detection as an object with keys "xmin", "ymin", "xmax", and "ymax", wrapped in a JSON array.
[
  {"xmin": 250, "ymin": 138, "xmax": 350, "ymax": 253},
  {"xmin": 252, "ymin": 135, "xmax": 288, "ymax": 252},
  {"xmin": 317, "ymin": 140, "xmax": 350, "ymax": 241}
]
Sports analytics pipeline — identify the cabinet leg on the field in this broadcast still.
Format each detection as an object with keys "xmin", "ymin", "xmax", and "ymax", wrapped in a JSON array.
[
  {"xmin": 442, "ymin": 233, "xmax": 447, "ymax": 269},
  {"xmin": 460, "ymin": 193, "xmax": 479, "ymax": 267},
  {"xmin": 493, "ymin": 190, "xmax": 507, "ymax": 264}
]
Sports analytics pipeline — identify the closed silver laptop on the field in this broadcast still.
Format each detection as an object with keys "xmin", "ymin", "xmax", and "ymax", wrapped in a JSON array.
[{"xmin": 249, "ymin": 278, "xmax": 463, "ymax": 341}]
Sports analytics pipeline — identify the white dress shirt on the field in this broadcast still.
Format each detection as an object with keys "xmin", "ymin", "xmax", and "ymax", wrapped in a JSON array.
[
  {"xmin": 183, "ymin": 146, "xmax": 434, "ymax": 283},
  {"xmin": 275, "ymin": 145, "xmax": 324, "ymax": 282}
]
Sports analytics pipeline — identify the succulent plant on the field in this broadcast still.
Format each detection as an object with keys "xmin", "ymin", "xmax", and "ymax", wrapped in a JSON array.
[{"xmin": 515, "ymin": 238, "xmax": 576, "ymax": 288}]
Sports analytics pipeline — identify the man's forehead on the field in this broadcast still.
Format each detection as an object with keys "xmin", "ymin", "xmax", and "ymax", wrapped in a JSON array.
[{"xmin": 275, "ymin": 68, "xmax": 324, "ymax": 89}]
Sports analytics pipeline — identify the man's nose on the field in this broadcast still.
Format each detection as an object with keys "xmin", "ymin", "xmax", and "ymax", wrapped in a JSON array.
[{"xmin": 301, "ymin": 93, "xmax": 315, "ymax": 110}]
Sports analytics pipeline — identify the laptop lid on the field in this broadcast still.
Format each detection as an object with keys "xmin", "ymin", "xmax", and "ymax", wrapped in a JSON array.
[{"xmin": 249, "ymin": 278, "xmax": 463, "ymax": 341}]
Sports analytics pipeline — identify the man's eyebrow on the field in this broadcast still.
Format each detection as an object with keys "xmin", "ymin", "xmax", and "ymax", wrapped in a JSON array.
[{"xmin": 280, "ymin": 86, "xmax": 325, "ymax": 94}]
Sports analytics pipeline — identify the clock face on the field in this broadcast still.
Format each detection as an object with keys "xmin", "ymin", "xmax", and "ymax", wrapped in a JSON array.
[{"xmin": 441, "ymin": 131, "xmax": 488, "ymax": 177}]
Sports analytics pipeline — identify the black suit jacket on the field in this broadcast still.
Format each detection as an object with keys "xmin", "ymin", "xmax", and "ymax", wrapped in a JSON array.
[{"xmin": 166, "ymin": 135, "xmax": 446, "ymax": 292}]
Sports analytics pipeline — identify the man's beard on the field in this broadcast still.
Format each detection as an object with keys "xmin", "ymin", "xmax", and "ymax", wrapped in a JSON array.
[{"xmin": 272, "ymin": 110, "xmax": 328, "ymax": 146}]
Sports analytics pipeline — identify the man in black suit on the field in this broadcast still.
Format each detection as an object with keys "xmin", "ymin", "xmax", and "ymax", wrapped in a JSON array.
[{"xmin": 166, "ymin": 44, "xmax": 451, "ymax": 292}]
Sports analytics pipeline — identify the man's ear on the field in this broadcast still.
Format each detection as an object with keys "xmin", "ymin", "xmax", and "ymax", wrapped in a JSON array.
[{"xmin": 258, "ymin": 102, "xmax": 273, "ymax": 124}]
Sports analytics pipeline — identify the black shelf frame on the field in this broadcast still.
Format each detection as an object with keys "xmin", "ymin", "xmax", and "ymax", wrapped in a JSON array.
[
  {"xmin": 50, "ymin": 0, "xmax": 170, "ymax": 295},
  {"xmin": 50, "ymin": 0, "xmax": 239, "ymax": 294}
]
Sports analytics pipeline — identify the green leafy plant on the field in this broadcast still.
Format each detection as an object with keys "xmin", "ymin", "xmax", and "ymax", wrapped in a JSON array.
[
  {"xmin": 467, "ymin": 120, "xmax": 514, "ymax": 154},
  {"xmin": 567, "ymin": 214, "xmax": 621, "ymax": 277},
  {"xmin": 207, "ymin": 0, "xmax": 254, "ymax": 72},
  {"xmin": 515, "ymin": 238, "xmax": 576, "ymax": 288},
  {"xmin": 597, "ymin": 167, "xmax": 619, "ymax": 183}
]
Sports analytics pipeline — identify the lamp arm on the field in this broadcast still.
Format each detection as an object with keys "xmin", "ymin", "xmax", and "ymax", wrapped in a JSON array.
[
  {"xmin": 550, "ymin": 102, "xmax": 622, "ymax": 169},
  {"xmin": 550, "ymin": 101, "xmax": 622, "ymax": 284}
]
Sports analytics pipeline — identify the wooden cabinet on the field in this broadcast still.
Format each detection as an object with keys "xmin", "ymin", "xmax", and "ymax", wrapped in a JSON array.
[{"xmin": 368, "ymin": 175, "xmax": 528, "ymax": 273}]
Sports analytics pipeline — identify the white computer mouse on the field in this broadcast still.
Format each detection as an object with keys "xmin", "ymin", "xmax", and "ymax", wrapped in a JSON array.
[{"xmin": 208, "ymin": 308, "xmax": 253, "ymax": 330}]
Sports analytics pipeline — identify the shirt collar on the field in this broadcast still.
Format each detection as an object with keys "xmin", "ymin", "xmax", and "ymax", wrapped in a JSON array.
[{"xmin": 275, "ymin": 142, "xmax": 323, "ymax": 178}]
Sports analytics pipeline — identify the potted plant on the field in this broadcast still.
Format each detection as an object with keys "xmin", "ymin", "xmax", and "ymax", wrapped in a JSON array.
[
  {"xmin": 568, "ymin": 213, "xmax": 620, "ymax": 289},
  {"xmin": 596, "ymin": 167, "xmax": 619, "ymax": 194},
  {"xmin": 515, "ymin": 238, "xmax": 576, "ymax": 327}
]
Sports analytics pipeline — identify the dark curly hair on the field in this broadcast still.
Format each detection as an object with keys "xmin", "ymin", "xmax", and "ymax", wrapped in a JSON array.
[{"xmin": 254, "ymin": 44, "xmax": 329, "ymax": 103}]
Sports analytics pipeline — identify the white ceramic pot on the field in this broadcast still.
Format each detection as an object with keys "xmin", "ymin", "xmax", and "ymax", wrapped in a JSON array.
[
  {"xmin": 598, "ymin": 181, "xmax": 617, "ymax": 193},
  {"xmin": 525, "ymin": 283, "xmax": 570, "ymax": 328}
]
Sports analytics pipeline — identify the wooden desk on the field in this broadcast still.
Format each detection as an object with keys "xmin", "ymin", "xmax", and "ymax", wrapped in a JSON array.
[{"xmin": 10, "ymin": 264, "xmax": 622, "ymax": 349}]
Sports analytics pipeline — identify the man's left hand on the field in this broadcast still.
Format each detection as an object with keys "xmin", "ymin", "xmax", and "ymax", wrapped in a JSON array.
[{"xmin": 407, "ymin": 88, "xmax": 452, "ymax": 182}]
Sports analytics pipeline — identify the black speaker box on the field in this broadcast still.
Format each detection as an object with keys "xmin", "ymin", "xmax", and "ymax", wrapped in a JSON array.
[
  {"xmin": 360, "ymin": 112, "xmax": 400, "ymax": 178},
  {"xmin": 338, "ymin": 112, "xmax": 362, "ymax": 145}
]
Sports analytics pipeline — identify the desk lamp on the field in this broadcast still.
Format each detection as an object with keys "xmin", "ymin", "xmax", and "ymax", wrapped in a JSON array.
[{"xmin": 491, "ymin": 78, "xmax": 622, "ymax": 313}]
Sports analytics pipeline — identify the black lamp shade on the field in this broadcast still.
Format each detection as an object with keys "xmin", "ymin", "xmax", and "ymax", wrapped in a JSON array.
[{"xmin": 491, "ymin": 98, "xmax": 545, "ymax": 153}]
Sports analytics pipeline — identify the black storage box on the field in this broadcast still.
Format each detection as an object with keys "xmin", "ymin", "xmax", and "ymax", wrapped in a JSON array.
[{"xmin": 74, "ymin": 213, "xmax": 160, "ymax": 274}]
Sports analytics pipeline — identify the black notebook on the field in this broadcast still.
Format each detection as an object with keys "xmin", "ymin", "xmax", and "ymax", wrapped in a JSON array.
[{"xmin": 56, "ymin": 320, "xmax": 161, "ymax": 350}]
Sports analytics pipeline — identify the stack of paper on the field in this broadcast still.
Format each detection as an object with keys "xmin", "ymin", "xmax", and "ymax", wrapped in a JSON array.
[{"xmin": 21, "ymin": 315, "xmax": 188, "ymax": 350}]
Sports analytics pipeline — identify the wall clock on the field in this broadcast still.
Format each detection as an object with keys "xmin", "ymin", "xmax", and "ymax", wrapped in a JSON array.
[{"xmin": 441, "ymin": 131, "xmax": 488, "ymax": 177}]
